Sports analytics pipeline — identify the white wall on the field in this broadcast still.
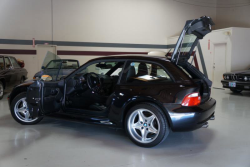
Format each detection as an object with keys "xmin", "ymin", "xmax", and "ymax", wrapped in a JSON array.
[
  {"xmin": 231, "ymin": 28, "xmax": 250, "ymax": 71},
  {"xmin": 0, "ymin": 0, "xmax": 217, "ymax": 80},
  {"xmin": 0, "ymin": 0, "xmax": 217, "ymax": 43},
  {"xmin": 216, "ymin": 0, "xmax": 250, "ymax": 29},
  {"xmin": 0, "ymin": 0, "xmax": 52, "ymax": 40},
  {"xmin": 53, "ymin": 0, "xmax": 216, "ymax": 44}
]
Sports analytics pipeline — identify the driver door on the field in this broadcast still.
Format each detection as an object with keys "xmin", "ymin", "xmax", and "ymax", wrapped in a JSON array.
[{"xmin": 40, "ymin": 80, "xmax": 64, "ymax": 114}]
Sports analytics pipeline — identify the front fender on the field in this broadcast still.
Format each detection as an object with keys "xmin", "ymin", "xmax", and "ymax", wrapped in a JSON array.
[{"xmin": 8, "ymin": 80, "xmax": 34, "ymax": 107}]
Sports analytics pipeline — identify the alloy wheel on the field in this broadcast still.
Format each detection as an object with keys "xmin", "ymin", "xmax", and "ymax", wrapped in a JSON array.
[
  {"xmin": 14, "ymin": 97, "xmax": 38, "ymax": 122},
  {"xmin": 127, "ymin": 109, "xmax": 160, "ymax": 144}
]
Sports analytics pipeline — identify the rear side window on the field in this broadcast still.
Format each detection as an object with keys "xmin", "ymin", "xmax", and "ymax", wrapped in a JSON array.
[
  {"xmin": 0, "ymin": 57, "xmax": 4, "ymax": 70},
  {"xmin": 123, "ymin": 61, "xmax": 172, "ymax": 84},
  {"xmin": 5, "ymin": 58, "xmax": 12, "ymax": 69},
  {"xmin": 10, "ymin": 57, "xmax": 20, "ymax": 68}
]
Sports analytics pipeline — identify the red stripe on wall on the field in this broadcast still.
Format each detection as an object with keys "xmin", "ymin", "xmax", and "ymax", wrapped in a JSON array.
[
  {"xmin": 57, "ymin": 50, "xmax": 148, "ymax": 56},
  {"xmin": 0, "ymin": 49, "xmax": 36, "ymax": 54}
]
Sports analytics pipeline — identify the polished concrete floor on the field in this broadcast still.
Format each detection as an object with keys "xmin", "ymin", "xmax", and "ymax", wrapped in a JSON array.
[{"xmin": 0, "ymin": 89, "xmax": 250, "ymax": 167}]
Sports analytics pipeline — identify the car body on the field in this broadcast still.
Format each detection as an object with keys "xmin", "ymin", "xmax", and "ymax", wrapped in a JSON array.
[
  {"xmin": 221, "ymin": 69, "xmax": 250, "ymax": 93},
  {"xmin": 8, "ymin": 16, "xmax": 216, "ymax": 147},
  {"xmin": 0, "ymin": 55, "xmax": 27, "ymax": 99},
  {"xmin": 33, "ymin": 59, "xmax": 79, "ymax": 80}
]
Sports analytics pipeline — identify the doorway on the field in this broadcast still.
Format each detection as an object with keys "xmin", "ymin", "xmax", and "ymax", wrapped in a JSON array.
[{"xmin": 213, "ymin": 43, "xmax": 227, "ymax": 88}]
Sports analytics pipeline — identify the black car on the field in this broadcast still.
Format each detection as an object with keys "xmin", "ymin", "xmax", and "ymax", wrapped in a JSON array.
[
  {"xmin": 0, "ymin": 55, "xmax": 27, "ymax": 100},
  {"xmin": 8, "ymin": 16, "xmax": 216, "ymax": 147},
  {"xmin": 222, "ymin": 70, "xmax": 250, "ymax": 93}
]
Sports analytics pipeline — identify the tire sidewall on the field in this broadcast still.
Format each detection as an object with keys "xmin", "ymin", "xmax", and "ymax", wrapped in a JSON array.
[
  {"xmin": 10, "ymin": 92, "xmax": 43, "ymax": 125},
  {"xmin": 125, "ymin": 103, "xmax": 169, "ymax": 147}
]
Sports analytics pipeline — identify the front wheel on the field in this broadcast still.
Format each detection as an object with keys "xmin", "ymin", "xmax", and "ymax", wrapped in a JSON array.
[
  {"xmin": 125, "ymin": 103, "xmax": 170, "ymax": 147},
  {"xmin": 10, "ymin": 92, "xmax": 43, "ymax": 125},
  {"xmin": 230, "ymin": 88, "xmax": 242, "ymax": 93}
]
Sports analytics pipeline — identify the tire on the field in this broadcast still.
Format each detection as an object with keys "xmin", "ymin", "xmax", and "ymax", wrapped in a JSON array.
[
  {"xmin": 0, "ymin": 81, "xmax": 4, "ymax": 100},
  {"xmin": 10, "ymin": 92, "xmax": 43, "ymax": 125},
  {"xmin": 230, "ymin": 88, "xmax": 242, "ymax": 93},
  {"xmin": 125, "ymin": 103, "xmax": 170, "ymax": 147}
]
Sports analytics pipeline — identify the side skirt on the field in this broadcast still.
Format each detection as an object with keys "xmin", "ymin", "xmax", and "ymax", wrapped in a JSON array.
[{"xmin": 45, "ymin": 112, "xmax": 119, "ymax": 128}]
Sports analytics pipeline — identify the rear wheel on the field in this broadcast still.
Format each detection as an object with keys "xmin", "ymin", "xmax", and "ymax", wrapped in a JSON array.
[
  {"xmin": 230, "ymin": 88, "xmax": 242, "ymax": 93},
  {"xmin": 125, "ymin": 103, "xmax": 169, "ymax": 147},
  {"xmin": 0, "ymin": 81, "xmax": 4, "ymax": 100},
  {"xmin": 10, "ymin": 92, "xmax": 43, "ymax": 125}
]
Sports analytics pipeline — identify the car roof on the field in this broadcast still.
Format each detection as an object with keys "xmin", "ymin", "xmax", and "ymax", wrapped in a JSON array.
[{"xmin": 88, "ymin": 54, "xmax": 170, "ymax": 62}]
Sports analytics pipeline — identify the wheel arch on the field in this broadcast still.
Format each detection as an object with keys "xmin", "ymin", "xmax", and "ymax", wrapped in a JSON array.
[{"xmin": 9, "ymin": 85, "xmax": 28, "ymax": 105}]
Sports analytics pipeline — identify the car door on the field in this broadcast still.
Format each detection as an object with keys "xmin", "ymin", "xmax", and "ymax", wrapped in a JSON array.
[
  {"xmin": 40, "ymin": 79, "xmax": 64, "ymax": 114},
  {"xmin": 26, "ymin": 79, "xmax": 64, "ymax": 118}
]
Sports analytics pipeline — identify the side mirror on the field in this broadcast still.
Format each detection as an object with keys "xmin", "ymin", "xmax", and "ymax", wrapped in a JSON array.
[
  {"xmin": 41, "ymin": 66, "xmax": 45, "ymax": 70},
  {"xmin": 41, "ymin": 75, "xmax": 52, "ymax": 81}
]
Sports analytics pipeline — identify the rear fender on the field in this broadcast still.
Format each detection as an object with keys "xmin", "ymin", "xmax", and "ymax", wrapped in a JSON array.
[{"xmin": 108, "ymin": 95, "xmax": 172, "ymax": 128}]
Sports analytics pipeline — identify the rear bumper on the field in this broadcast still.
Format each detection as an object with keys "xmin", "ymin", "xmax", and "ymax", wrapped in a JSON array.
[
  {"xmin": 164, "ymin": 98, "xmax": 216, "ymax": 132},
  {"xmin": 221, "ymin": 80, "xmax": 250, "ymax": 90}
]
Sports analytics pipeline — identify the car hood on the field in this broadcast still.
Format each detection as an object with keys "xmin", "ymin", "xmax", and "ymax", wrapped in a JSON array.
[{"xmin": 224, "ymin": 70, "xmax": 250, "ymax": 75}]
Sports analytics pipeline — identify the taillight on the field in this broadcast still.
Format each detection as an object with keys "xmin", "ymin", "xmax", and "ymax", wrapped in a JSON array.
[{"xmin": 181, "ymin": 92, "xmax": 201, "ymax": 106}]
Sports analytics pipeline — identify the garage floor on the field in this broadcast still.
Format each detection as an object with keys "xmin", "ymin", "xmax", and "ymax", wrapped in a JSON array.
[{"xmin": 0, "ymin": 89, "xmax": 249, "ymax": 167}]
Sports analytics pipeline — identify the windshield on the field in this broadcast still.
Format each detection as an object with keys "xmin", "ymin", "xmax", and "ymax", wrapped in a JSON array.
[
  {"xmin": 46, "ymin": 60, "xmax": 78, "ymax": 69},
  {"xmin": 41, "ymin": 51, "xmax": 60, "ymax": 69}
]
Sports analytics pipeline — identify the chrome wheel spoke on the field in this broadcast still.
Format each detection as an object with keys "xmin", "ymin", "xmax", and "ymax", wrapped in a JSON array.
[
  {"xmin": 18, "ymin": 108, "xmax": 26, "ymax": 114},
  {"xmin": 147, "ymin": 115, "xmax": 156, "ymax": 125},
  {"xmin": 132, "ymin": 121, "xmax": 142, "ymax": 130},
  {"xmin": 24, "ymin": 111, "xmax": 30, "ymax": 120},
  {"xmin": 148, "ymin": 125, "xmax": 158, "ymax": 134},
  {"xmin": 137, "ymin": 110, "xmax": 146, "ymax": 123},
  {"xmin": 140, "ymin": 128, "xmax": 148, "ymax": 142}
]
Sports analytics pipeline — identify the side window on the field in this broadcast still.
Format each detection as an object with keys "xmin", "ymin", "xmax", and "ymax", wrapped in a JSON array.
[
  {"xmin": 10, "ymin": 57, "xmax": 20, "ymax": 68},
  {"xmin": 124, "ymin": 61, "xmax": 172, "ymax": 84},
  {"xmin": 5, "ymin": 58, "xmax": 12, "ymax": 69},
  {"xmin": 111, "ymin": 67, "xmax": 122, "ymax": 76},
  {"xmin": 0, "ymin": 57, "xmax": 4, "ymax": 70},
  {"xmin": 77, "ymin": 61, "xmax": 124, "ymax": 76}
]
